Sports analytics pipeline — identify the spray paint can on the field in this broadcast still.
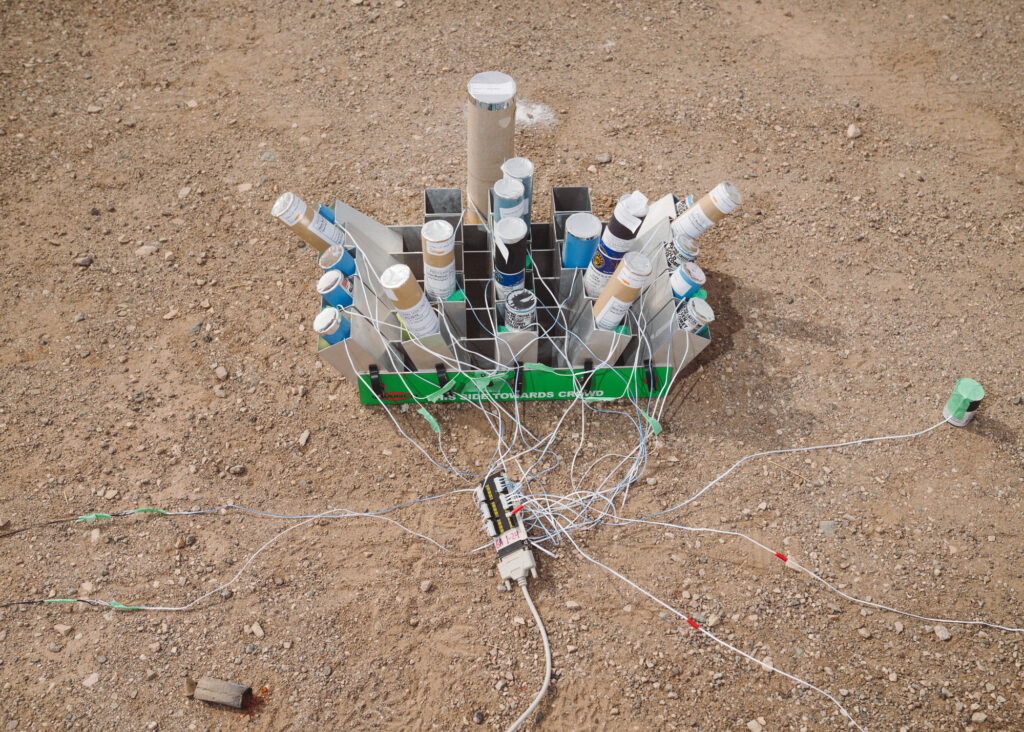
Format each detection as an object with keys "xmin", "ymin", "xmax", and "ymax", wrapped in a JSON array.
[
  {"xmin": 592, "ymin": 251, "xmax": 653, "ymax": 331},
  {"xmin": 677, "ymin": 297, "xmax": 715, "ymax": 335},
  {"xmin": 272, "ymin": 192, "xmax": 347, "ymax": 253},
  {"xmin": 492, "ymin": 177, "xmax": 528, "ymax": 225},
  {"xmin": 669, "ymin": 181, "xmax": 742, "ymax": 246},
  {"xmin": 467, "ymin": 72, "xmax": 516, "ymax": 225},
  {"xmin": 319, "ymin": 245, "xmax": 356, "ymax": 277},
  {"xmin": 380, "ymin": 264, "xmax": 441, "ymax": 339},
  {"xmin": 670, "ymin": 261, "xmax": 707, "ymax": 300},
  {"xmin": 943, "ymin": 378, "xmax": 985, "ymax": 426},
  {"xmin": 504, "ymin": 289, "xmax": 538, "ymax": 331},
  {"xmin": 317, "ymin": 269, "xmax": 354, "ymax": 309},
  {"xmin": 420, "ymin": 219, "xmax": 457, "ymax": 301},
  {"xmin": 492, "ymin": 217, "xmax": 529, "ymax": 304},
  {"xmin": 314, "ymin": 306, "xmax": 351, "ymax": 346},
  {"xmin": 663, "ymin": 234, "xmax": 700, "ymax": 270},
  {"xmin": 583, "ymin": 191, "xmax": 649, "ymax": 297},
  {"xmin": 562, "ymin": 212, "xmax": 603, "ymax": 269},
  {"xmin": 501, "ymin": 157, "xmax": 534, "ymax": 221}
]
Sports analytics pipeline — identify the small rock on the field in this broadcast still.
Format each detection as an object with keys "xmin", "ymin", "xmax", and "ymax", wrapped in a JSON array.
[
  {"xmin": 54, "ymin": 624, "xmax": 73, "ymax": 637},
  {"xmin": 1012, "ymin": 396, "xmax": 1022, "ymax": 405},
  {"xmin": 420, "ymin": 580, "xmax": 433, "ymax": 593},
  {"xmin": 473, "ymin": 712, "xmax": 484, "ymax": 725},
  {"xmin": 321, "ymin": 665, "xmax": 333, "ymax": 677},
  {"xmin": 971, "ymin": 712, "xmax": 987, "ymax": 723},
  {"xmin": 86, "ymin": 105, "xmax": 102, "ymax": 114},
  {"xmin": 174, "ymin": 536, "xmax": 186, "ymax": 549},
  {"xmin": 178, "ymin": 186, "xmax": 191, "ymax": 199},
  {"xmin": 298, "ymin": 429, "xmax": 311, "ymax": 447},
  {"xmin": 645, "ymin": 477, "xmax": 657, "ymax": 486},
  {"xmin": 408, "ymin": 617, "xmax": 419, "ymax": 627},
  {"xmin": 495, "ymin": 680, "xmax": 507, "ymax": 691},
  {"xmin": 90, "ymin": 528, "xmax": 100, "ymax": 544},
  {"xmin": 7, "ymin": 721, "xmax": 19, "ymax": 730},
  {"xmin": 237, "ymin": 182, "xmax": 253, "ymax": 193},
  {"xmin": 934, "ymin": 625, "xmax": 952, "ymax": 641},
  {"xmin": 214, "ymin": 388, "xmax": 227, "ymax": 398},
  {"xmin": 894, "ymin": 621, "xmax": 904, "ymax": 634},
  {"xmin": 215, "ymin": 366, "xmax": 228, "ymax": 381},
  {"xmin": 221, "ymin": 589, "xmax": 234, "ymax": 600},
  {"xmin": 74, "ymin": 312, "xmax": 86, "ymax": 322},
  {"xmin": 846, "ymin": 123, "xmax": 862, "ymax": 139},
  {"xmin": 135, "ymin": 245, "xmax": 158, "ymax": 258},
  {"xmin": 145, "ymin": 669, "xmax": 157, "ymax": 681},
  {"xmin": 74, "ymin": 255, "xmax": 93, "ymax": 267},
  {"xmin": 587, "ymin": 164, "xmax": 598, "ymax": 173},
  {"xmin": 163, "ymin": 309, "xmax": 178, "ymax": 320},
  {"xmin": 261, "ymin": 152, "xmax": 276, "ymax": 162},
  {"xmin": 819, "ymin": 520, "xmax": 837, "ymax": 537},
  {"xmin": 186, "ymin": 99, "xmax": 198, "ymax": 109},
  {"xmin": 228, "ymin": 465, "xmax": 245, "ymax": 475},
  {"xmin": 747, "ymin": 721, "xmax": 763, "ymax": 732},
  {"xmin": 251, "ymin": 621, "xmax": 265, "ymax": 639},
  {"xmin": 858, "ymin": 627, "xmax": 872, "ymax": 639},
  {"xmin": 245, "ymin": 643, "xmax": 255, "ymax": 654},
  {"xmin": 565, "ymin": 601, "xmax": 581, "ymax": 610},
  {"xmin": 82, "ymin": 672, "xmax": 100, "ymax": 688},
  {"xmin": 595, "ymin": 152, "xmax": 612, "ymax": 164}
]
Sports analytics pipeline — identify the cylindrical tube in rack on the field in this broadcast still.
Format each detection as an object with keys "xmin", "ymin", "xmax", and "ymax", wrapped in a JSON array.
[
  {"xmin": 272, "ymin": 192, "xmax": 347, "ymax": 253},
  {"xmin": 663, "ymin": 234, "xmax": 700, "ymax": 270},
  {"xmin": 562, "ymin": 212, "xmax": 602, "ymax": 269},
  {"xmin": 466, "ymin": 72, "xmax": 516, "ymax": 225},
  {"xmin": 592, "ymin": 251, "xmax": 652, "ymax": 331},
  {"xmin": 380, "ymin": 264, "xmax": 441, "ymax": 339},
  {"xmin": 319, "ymin": 245, "xmax": 356, "ymax": 277},
  {"xmin": 501, "ymin": 157, "xmax": 534, "ymax": 221},
  {"xmin": 492, "ymin": 177, "xmax": 527, "ymax": 225},
  {"xmin": 676, "ymin": 297, "xmax": 715, "ymax": 335},
  {"xmin": 314, "ymin": 306, "xmax": 351, "ymax": 346},
  {"xmin": 669, "ymin": 181, "xmax": 742, "ymax": 249},
  {"xmin": 583, "ymin": 191, "xmax": 649, "ymax": 297},
  {"xmin": 421, "ymin": 220, "xmax": 457, "ymax": 301},
  {"xmin": 669, "ymin": 261, "xmax": 706, "ymax": 300},
  {"xmin": 504, "ymin": 289, "xmax": 537, "ymax": 331},
  {"xmin": 492, "ymin": 216, "xmax": 529, "ymax": 304},
  {"xmin": 317, "ymin": 269, "xmax": 354, "ymax": 309}
]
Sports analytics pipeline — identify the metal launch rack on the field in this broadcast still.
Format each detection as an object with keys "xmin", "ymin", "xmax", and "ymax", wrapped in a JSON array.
[{"xmin": 315, "ymin": 187, "xmax": 711, "ymax": 406}]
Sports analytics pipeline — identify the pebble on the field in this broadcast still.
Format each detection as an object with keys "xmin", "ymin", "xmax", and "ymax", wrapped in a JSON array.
[
  {"xmin": 971, "ymin": 712, "xmax": 987, "ymax": 723},
  {"xmin": 251, "ymin": 621, "xmax": 265, "ymax": 639},
  {"xmin": 934, "ymin": 625, "xmax": 952, "ymax": 641},
  {"xmin": 495, "ymin": 680, "xmax": 507, "ymax": 691},
  {"xmin": 74, "ymin": 312, "xmax": 85, "ymax": 322},
  {"xmin": 747, "ymin": 721, "xmax": 762, "ymax": 732},
  {"xmin": 163, "ymin": 309, "xmax": 178, "ymax": 320},
  {"xmin": 819, "ymin": 520, "xmax": 837, "ymax": 537},
  {"xmin": 261, "ymin": 152, "xmax": 276, "ymax": 162},
  {"xmin": 237, "ymin": 183, "xmax": 253, "ymax": 193},
  {"xmin": 174, "ymin": 536, "xmax": 186, "ymax": 549},
  {"xmin": 228, "ymin": 465, "xmax": 245, "ymax": 475},
  {"xmin": 596, "ymin": 152, "xmax": 612, "ymax": 164},
  {"xmin": 587, "ymin": 164, "xmax": 598, "ymax": 173},
  {"xmin": 7, "ymin": 721, "xmax": 19, "ymax": 730},
  {"xmin": 1013, "ymin": 396, "xmax": 1022, "ymax": 405},
  {"xmin": 299, "ymin": 430, "xmax": 311, "ymax": 447},
  {"xmin": 846, "ymin": 123, "xmax": 862, "ymax": 139},
  {"xmin": 54, "ymin": 624, "xmax": 73, "ymax": 637},
  {"xmin": 473, "ymin": 712, "xmax": 484, "ymax": 725},
  {"xmin": 221, "ymin": 589, "xmax": 234, "ymax": 600},
  {"xmin": 645, "ymin": 477, "xmax": 657, "ymax": 486},
  {"xmin": 86, "ymin": 105, "xmax": 102, "ymax": 114},
  {"xmin": 321, "ymin": 666, "xmax": 333, "ymax": 677},
  {"xmin": 145, "ymin": 669, "xmax": 157, "ymax": 681},
  {"xmin": 82, "ymin": 672, "xmax": 100, "ymax": 688},
  {"xmin": 894, "ymin": 621, "xmax": 904, "ymax": 634},
  {"xmin": 74, "ymin": 255, "xmax": 93, "ymax": 267},
  {"xmin": 565, "ymin": 601, "xmax": 581, "ymax": 610},
  {"xmin": 215, "ymin": 366, "xmax": 228, "ymax": 381},
  {"xmin": 186, "ymin": 99, "xmax": 199, "ymax": 109},
  {"xmin": 245, "ymin": 643, "xmax": 255, "ymax": 654},
  {"xmin": 214, "ymin": 388, "xmax": 227, "ymax": 398},
  {"xmin": 90, "ymin": 528, "xmax": 100, "ymax": 544},
  {"xmin": 858, "ymin": 627, "xmax": 872, "ymax": 639},
  {"xmin": 420, "ymin": 580, "xmax": 433, "ymax": 593},
  {"xmin": 178, "ymin": 186, "xmax": 191, "ymax": 199}
]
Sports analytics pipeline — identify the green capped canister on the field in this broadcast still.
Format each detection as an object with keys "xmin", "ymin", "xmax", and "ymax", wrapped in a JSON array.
[{"xmin": 942, "ymin": 378, "xmax": 984, "ymax": 426}]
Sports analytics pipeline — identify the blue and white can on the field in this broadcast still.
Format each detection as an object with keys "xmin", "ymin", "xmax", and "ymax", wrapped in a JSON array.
[
  {"xmin": 670, "ymin": 261, "xmax": 706, "ymax": 300},
  {"xmin": 317, "ymin": 269, "xmax": 354, "ymax": 308},
  {"xmin": 501, "ymin": 157, "xmax": 534, "ymax": 221},
  {"xmin": 562, "ymin": 212, "xmax": 602, "ymax": 269},
  {"xmin": 493, "ymin": 177, "xmax": 528, "ymax": 225},
  {"xmin": 493, "ymin": 267, "xmax": 526, "ymax": 302},
  {"xmin": 319, "ymin": 245, "xmax": 356, "ymax": 277},
  {"xmin": 314, "ymin": 306, "xmax": 351, "ymax": 346}
]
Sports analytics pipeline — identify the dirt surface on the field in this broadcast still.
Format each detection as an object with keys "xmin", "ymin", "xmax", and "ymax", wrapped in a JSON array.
[{"xmin": 2, "ymin": 0, "xmax": 1023, "ymax": 730}]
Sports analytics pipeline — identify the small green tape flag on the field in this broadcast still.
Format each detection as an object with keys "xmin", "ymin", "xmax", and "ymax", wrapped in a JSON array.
[
  {"xmin": 416, "ymin": 406, "xmax": 440, "ymax": 433},
  {"xmin": 108, "ymin": 601, "xmax": 139, "ymax": 611},
  {"xmin": 523, "ymin": 362, "xmax": 561, "ymax": 375},
  {"xmin": 76, "ymin": 513, "xmax": 112, "ymax": 523},
  {"xmin": 424, "ymin": 378, "xmax": 459, "ymax": 403},
  {"xmin": 44, "ymin": 599, "xmax": 76, "ymax": 604},
  {"xmin": 639, "ymin": 408, "xmax": 663, "ymax": 435},
  {"xmin": 584, "ymin": 395, "xmax": 618, "ymax": 403},
  {"xmin": 131, "ymin": 508, "xmax": 167, "ymax": 516}
]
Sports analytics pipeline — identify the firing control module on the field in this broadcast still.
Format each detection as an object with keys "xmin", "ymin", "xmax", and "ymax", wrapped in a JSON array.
[{"xmin": 475, "ymin": 472, "xmax": 537, "ymax": 588}]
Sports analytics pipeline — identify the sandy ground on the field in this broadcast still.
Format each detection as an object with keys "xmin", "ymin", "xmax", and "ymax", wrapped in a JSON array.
[{"xmin": 1, "ymin": 0, "xmax": 1023, "ymax": 730}]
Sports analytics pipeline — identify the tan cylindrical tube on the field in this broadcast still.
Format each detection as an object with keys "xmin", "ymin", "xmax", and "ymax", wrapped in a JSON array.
[
  {"xmin": 271, "ymin": 192, "xmax": 345, "ymax": 254},
  {"xmin": 421, "ymin": 220, "xmax": 457, "ymax": 301},
  {"xmin": 592, "ymin": 251, "xmax": 653, "ymax": 331},
  {"xmin": 466, "ymin": 72, "xmax": 516, "ymax": 225},
  {"xmin": 380, "ymin": 264, "xmax": 440, "ymax": 339},
  {"xmin": 670, "ymin": 182, "xmax": 742, "ymax": 244}
]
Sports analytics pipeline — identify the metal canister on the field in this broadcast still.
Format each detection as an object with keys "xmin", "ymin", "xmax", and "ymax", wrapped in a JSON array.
[
  {"xmin": 501, "ymin": 157, "xmax": 534, "ymax": 221},
  {"xmin": 676, "ymin": 297, "xmax": 715, "ymax": 335},
  {"xmin": 493, "ymin": 177, "xmax": 527, "ymax": 225},
  {"xmin": 317, "ymin": 269, "xmax": 354, "ymax": 308},
  {"xmin": 492, "ymin": 217, "xmax": 529, "ymax": 303},
  {"xmin": 562, "ymin": 212, "xmax": 602, "ymax": 269},
  {"xmin": 319, "ymin": 245, "xmax": 356, "ymax": 277},
  {"xmin": 669, "ymin": 261, "xmax": 706, "ymax": 300},
  {"xmin": 504, "ymin": 289, "xmax": 537, "ymax": 330},
  {"xmin": 663, "ymin": 234, "xmax": 700, "ymax": 270}
]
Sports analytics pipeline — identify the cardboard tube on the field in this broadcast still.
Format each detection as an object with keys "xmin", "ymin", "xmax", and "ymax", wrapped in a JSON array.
[
  {"xmin": 671, "ymin": 181, "xmax": 742, "ymax": 243},
  {"xmin": 272, "ymin": 192, "xmax": 345, "ymax": 254},
  {"xmin": 466, "ymin": 72, "xmax": 516, "ymax": 225},
  {"xmin": 592, "ymin": 251, "xmax": 652, "ymax": 331},
  {"xmin": 380, "ymin": 264, "xmax": 440, "ymax": 338},
  {"xmin": 421, "ymin": 220, "xmax": 456, "ymax": 300}
]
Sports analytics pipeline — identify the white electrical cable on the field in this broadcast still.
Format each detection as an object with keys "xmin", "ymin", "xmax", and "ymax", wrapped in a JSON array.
[{"xmin": 506, "ymin": 579, "xmax": 552, "ymax": 732}]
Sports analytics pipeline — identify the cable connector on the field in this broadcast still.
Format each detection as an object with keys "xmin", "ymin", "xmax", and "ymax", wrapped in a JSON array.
[{"xmin": 476, "ymin": 472, "xmax": 538, "ymax": 589}]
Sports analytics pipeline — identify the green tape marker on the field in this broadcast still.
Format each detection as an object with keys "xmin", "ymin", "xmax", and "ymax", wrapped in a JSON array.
[
  {"xmin": 108, "ymin": 600, "xmax": 140, "ymax": 611},
  {"xmin": 943, "ymin": 378, "xmax": 984, "ymax": 426},
  {"xmin": 639, "ymin": 409, "xmax": 662, "ymax": 435},
  {"xmin": 417, "ymin": 406, "xmax": 440, "ymax": 433},
  {"xmin": 132, "ymin": 508, "xmax": 167, "ymax": 516},
  {"xmin": 76, "ymin": 513, "xmax": 112, "ymax": 523},
  {"xmin": 44, "ymin": 598, "xmax": 77, "ymax": 604}
]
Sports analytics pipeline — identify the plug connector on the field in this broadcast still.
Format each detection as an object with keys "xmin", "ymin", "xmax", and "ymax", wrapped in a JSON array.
[{"xmin": 476, "ymin": 472, "xmax": 538, "ymax": 589}]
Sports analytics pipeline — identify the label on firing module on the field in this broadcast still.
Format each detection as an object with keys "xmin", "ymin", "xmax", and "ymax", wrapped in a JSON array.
[
  {"xmin": 424, "ymin": 261, "xmax": 457, "ymax": 301},
  {"xmin": 399, "ymin": 293, "xmax": 441, "ymax": 338},
  {"xmin": 672, "ymin": 204, "xmax": 715, "ymax": 242},
  {"xmin": 308, "ymin": 212, "xmax": 347, "ymax": 249},
  {"xmin": 594, "ymin": 295, "xmax": 632, "ymax": 331},
  {"xmin": 495, "ymin": 525, "xmax": 527, "ymax": 552}
]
